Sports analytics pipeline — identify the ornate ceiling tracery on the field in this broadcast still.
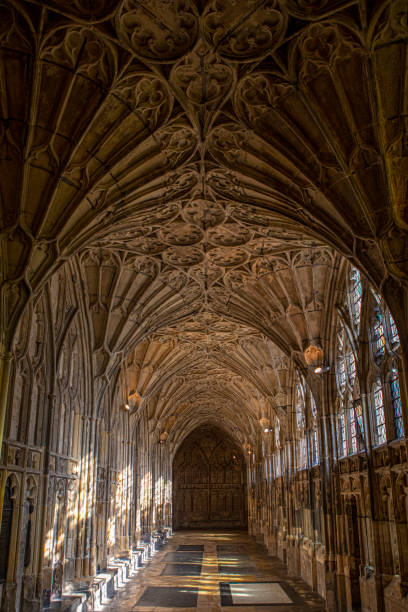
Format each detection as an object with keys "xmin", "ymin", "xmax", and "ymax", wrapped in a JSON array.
[{"xmin": 1, "ymin": 0, "xmax": 408, "ymax": 443}]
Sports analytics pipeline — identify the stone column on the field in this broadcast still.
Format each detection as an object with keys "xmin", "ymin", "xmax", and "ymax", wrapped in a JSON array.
[{"xmin": 38, "ymin": 393, "xmax": 56, "ymax": 608}]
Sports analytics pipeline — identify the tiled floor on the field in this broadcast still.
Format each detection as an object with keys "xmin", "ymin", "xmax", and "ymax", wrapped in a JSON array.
[{"xmin": 102, "ymin": 530, "xmax": 326, "ymax": 611}]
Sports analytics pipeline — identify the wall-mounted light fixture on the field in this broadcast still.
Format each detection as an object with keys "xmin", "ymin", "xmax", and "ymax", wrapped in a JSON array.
[
  {"xmin": 159, "ymin": 431, "xmax": 168, "ymax": 444},
  {"xmin": 314, "ymin": 365, "xmax": 330, "ymax": 374}
]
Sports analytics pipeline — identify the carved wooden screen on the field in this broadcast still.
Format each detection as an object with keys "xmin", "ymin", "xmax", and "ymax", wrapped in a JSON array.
[{"xmin": 173, "ymin": 426, "xmax": 247, "ymax": 529}]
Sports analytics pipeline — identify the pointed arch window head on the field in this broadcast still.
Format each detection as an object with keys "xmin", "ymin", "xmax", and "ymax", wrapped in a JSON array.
[
  {"xmin": 390, "ymin": 364, "xmax": 404, "ymax": 440},
  {"xmin": 373, "ymin": 378, "xmax": 386, "ymax": 446},
  {"xmin": 349, "ymin": 267, "xmax": 362, "ymax": 333}
]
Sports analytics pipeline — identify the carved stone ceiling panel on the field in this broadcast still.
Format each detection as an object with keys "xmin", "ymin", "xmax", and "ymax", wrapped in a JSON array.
[{"xmin": 2, "ymin": 0, "xmax": 408, "ymax": 433}]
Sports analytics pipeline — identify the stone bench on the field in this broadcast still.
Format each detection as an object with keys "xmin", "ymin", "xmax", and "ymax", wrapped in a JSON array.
[{"xmin": 54, "ymin": 532, "xmax": 171, "ymax": 611}]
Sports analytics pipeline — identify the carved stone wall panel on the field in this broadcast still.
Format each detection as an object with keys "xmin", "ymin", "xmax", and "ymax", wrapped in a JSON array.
[
  {"xmin": 116, "ymin": 0, "xmax": 199, "ymax": 62},
  {"xmin": 203, "ymin": 0, "xmax": 287, "ymax": 62}
]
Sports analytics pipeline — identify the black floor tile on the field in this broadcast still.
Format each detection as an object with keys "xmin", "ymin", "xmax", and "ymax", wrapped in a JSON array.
[
  {"xmin": 161, "ymin": 563, "xmax": 202, "ymax": 576},
  {"xmin": 163, "ymin": 551, "xmax": 203, "ymax": 563},
  {"xmin": 217, "ymin": 545, "xmax": 246, "ymax": 553},
  {"xmin": 135, "ymin": 585, "xmax": 199, "ymax": 608},
  {"xmin": 177, "ymin": 544, "xmax": 204, "ymax": 551},
  {"xmin": 218, "ymin": 563, "xmax": 257, "ymax": 575}
]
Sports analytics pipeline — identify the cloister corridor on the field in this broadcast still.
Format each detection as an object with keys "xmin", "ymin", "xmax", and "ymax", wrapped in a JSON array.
[{"xmin": 2, "ymin": 0, "xmax": 408, "ymax": 611}]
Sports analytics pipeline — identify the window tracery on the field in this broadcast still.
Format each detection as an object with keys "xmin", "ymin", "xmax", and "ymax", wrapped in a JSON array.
[
  {"xmin": 390, "ymin": 364, "xmax": 403, "ymax": 439},
  {"xmin": 310, "ymin": 394, "xmax": 319, "ymax": 466},
  {"xmin": 336, "ymin": 316, "xmax": 362, "ymax": 457},
  {"xmin": 373, "ymin": 378, "xmax": 386, "ymax": 446},
  {"xmin": 336, "ymin": 266, "xmax": 404, "ymax": 456},
  {"xmin": 348, "ymin": 267, "xmax": 362, "ymax": 334},
  {"xmin": 368, "ymin": 290, "xmax": 404, "ymax": 444},
  {"xmin": 295, "ymin": 383, "xmax": 307, "ymax": 471},
  {"xmin": 372, "ymin": 302, "xmax": 386, "ymax": 363}
]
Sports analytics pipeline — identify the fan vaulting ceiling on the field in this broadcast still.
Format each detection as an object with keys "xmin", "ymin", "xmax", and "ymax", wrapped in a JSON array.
[{"xmin": 1, "ymin": 0, "xmax": 408, "ymax": 438}]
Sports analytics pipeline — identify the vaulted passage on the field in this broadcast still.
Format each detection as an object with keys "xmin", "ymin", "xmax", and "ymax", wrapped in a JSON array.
[
  {"xmin": 1, "ymin": 1, "xmax": 408, "ymax": 611},
  {"xmin": 173, "ymin": 427, "xmax": 247, "ymax": 530}
]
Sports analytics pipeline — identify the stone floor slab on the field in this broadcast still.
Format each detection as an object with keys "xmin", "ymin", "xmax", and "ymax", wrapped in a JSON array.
[
  {"xmin": 161, "ymin": 563, "xmax": 202, "ymax": 576},
  {"xmin": 163, "ymin": 552, "xmax": 203, "ymax": 564},
  {"xmin": 135, "ymin": 585, "xmax": 199, "ymax": 607}
]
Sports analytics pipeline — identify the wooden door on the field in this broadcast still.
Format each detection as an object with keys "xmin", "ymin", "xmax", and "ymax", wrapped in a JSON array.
[{"xmin": 173, "ymin": 426, "xmax": 247, "ymax": 530}]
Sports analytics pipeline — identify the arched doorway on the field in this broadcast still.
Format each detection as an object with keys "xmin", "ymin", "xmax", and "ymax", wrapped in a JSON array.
[{"xmin": 173, "ymin": 426, "xmax": 247, "ymax": 530}]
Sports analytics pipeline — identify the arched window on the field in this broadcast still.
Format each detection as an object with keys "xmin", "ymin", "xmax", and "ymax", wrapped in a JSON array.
[
  {"xmin": 373, "ymin": 378, "xmax": 386, "ymax": 446},
  {"xmin": 372, "ymin": 306, "xmax": 386, "ymax": 362},
  {"xmin": 388, "ymin": 313, "xmax": 400, "ymax": 349},
  {"xmin": 390, "ymin": 364, "xmax": 404, "ymax": 439},
  {"xmin": 295, "ymin": 384, "xmax": 307, "ymax": 470},
  {"xmin": 336, "ymin": 319, "xmax": 362, "ymax": 457},
  {"xmin": 274, "ymin": 418, "xmax": 281, "ymax": 477},
  {"xmin": 275, "ymin": 418, "xmax": 280, "ymax": 449},
  {"xmin": 310, "ymin": 394, "xmax": 319, "ymax": 466},
  {"xmin": 350, "ymin": 400, "xmax": 364, "ymax": 455},
  {"xmin": 337, "ymin": 408, "xmax": 346, "ymax": 457},
  {"xmin": 349, "ymin": 267, "xmax": 362, "ymax": 334}
]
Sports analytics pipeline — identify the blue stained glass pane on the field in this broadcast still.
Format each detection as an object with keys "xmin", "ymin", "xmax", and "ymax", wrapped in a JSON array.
[
  {"xmin": 346, "ymin": 351, "xmax": 356, "ymax": 384},
  {"xmin": 391, "ymin": 367, "xmax": 404, "ymax": 439},
  {"xmin": 389, "ymin": 314, "xmax": 400, "ymax": 347},
  {"xmin": 373, "ymin": 313, "xmax": 386, "ymax": 360},
  {"xmin": 338, "ymin": 413, "xmax": 346, "ymax": 457},
  {"xmin": 374, "ymin": 380, "xmax": 386, "ymax": 445},
  {"xmin": 350, "ymin": 268, "xmax": 362, "ymax": 332},
  {"xmin": 395, "ymin": 415, "xmax": 404, "ymax": 439}
]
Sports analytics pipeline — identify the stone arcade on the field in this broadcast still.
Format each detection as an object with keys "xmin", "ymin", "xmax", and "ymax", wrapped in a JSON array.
[{"xmin": 1, "ymin": 0, "xmax": 408, "ymax": 610}]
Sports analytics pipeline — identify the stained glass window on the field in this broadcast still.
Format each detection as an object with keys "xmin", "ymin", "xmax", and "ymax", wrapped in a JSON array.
[
  {"xmin": 311, "ymin": 429, "xmax": 319, "ymax": 465},
  {"xmin": 346, "ymin": 350, "xmax": 356, "ymax": 384},
  {"xmin": 350, "ymin": 401, "xmax": 364, "ymax": 454},
  {"xmin": 296, "ymin": 384, "xmax": 307, "ymax": 470},
  {"xmin": 391, "ymin": 365, "xmax": 404, "ymax": 439},
  {"xmin": 310, "ymin": 395, "xmax": 319, "ymax": 465},
  {"xmin": 338, "ymin": 411, "xmax": 346, "ymax": 457},
  {"xmin": 374, "ymin": 378, "xmax": 386, "ymax": 445},
  {"xmin": 373, "ymin": 309, "xmax": 386, "ymax": 361},
  {"xmin": 389, "ymin": 314, "xmax": 400, "ymax": 348},
  {"xmin": 349, "ymin": 268, "xmax": 362, "ymax": 333},
  {"xmin": 296, "ymin": 386, "xmax": 305, "ymax": 431},
  {"xmin": 337, "ymin": 355, "xmax": 346, "ymax": 395}
]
